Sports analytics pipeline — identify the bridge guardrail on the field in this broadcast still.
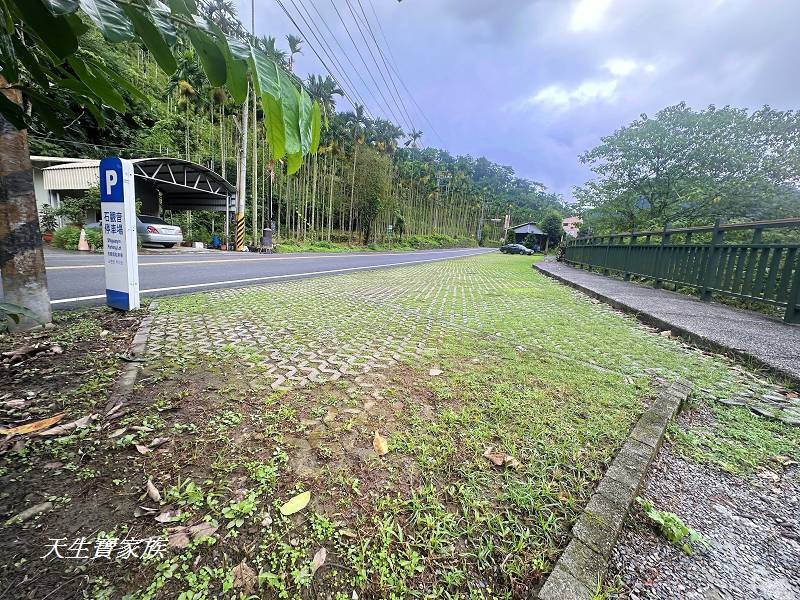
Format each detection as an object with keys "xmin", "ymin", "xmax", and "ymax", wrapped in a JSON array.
[{"xmin": 563, "ymin": 218, "xmax": 800, "ymax": 323}]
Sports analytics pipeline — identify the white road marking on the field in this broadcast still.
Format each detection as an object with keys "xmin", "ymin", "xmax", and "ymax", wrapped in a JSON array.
[
  {"xmin": 49, "ymin": 250, "xmax": 492, "ymax": 304},
  {"xmin": 45, "ymin": 248, "xmax": 476, "ymax": 270}
]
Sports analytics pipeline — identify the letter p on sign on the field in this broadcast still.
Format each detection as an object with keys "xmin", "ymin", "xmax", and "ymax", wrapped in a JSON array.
[
  {"xmin": 99, "ymin": 157, "xmax": 124, "ymax": 203},
  {"xmin": 105, "ymin": 170, "xmax": 118, "ymax": 196}
]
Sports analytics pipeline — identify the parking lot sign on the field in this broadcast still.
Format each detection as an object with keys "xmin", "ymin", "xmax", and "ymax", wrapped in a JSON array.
[{"xmin": 99, "ymin": 157, "xmax": 140, "ymax": 310}]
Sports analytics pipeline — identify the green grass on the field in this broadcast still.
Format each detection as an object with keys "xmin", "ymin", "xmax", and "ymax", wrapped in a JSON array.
[
  {"xmin": 5, "ymin": 254, "xmax": 798, "ymax": 599},
  {"xmin": 668, "ymin": 401, "xmax": 800, "ymax": 474},
  {"xmin": 275, "ymin": 233, "xmax": 478, "ymax": 254}
]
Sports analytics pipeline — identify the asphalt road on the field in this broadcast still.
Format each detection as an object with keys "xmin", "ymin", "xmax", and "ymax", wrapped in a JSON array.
[{"xmin": 41, "ymin": 247, "xmax": 492, "ymax": 308}]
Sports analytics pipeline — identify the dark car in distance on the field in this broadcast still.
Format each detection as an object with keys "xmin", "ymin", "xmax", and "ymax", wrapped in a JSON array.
[{"xmin": 499, "ymin": 243, "xmax": 534, "ymax": 255}]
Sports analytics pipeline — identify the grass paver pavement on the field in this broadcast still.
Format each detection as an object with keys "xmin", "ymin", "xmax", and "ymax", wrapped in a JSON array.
[{"xmin": 1, "ymin": 253, "xmax": 798, "ymax": 599}]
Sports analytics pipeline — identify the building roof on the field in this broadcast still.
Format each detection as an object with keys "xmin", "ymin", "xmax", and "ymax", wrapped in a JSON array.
[
  {"xmin": 39, "ymin": 157, "xmax": 235, "ymax": 211},
  {"xmin": 511, "ymin": 222, "xmax": 545, "ymax": 235}
]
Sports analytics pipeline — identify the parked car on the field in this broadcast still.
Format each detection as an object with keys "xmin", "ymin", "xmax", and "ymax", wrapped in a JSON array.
[
  {"xmin": 85, "ymin": 215, "xmax": 184, "ymax": 248},
  {"xmin": 137, "ymin": 215, "xmax": 183, "ymax": 248},
  {"xmin": 500, "ymin": 243, "xmax": 533, "ymax": 255}
]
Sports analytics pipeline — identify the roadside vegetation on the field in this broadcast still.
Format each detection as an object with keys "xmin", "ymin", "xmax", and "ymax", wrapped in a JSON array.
[{"xmin": 2, "ymin": 254, "xmax": 797, "ymax": 598}]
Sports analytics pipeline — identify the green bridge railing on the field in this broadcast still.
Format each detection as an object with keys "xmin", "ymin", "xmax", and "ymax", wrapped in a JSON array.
[{"xmin": 563, "ymin": 218, "xmax": 800, "ymax": 323}]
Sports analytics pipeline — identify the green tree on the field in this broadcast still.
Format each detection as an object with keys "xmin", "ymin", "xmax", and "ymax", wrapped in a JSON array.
[
  {"xmin": 540, "ymin": 211, "xmax": 564, "ymax": 246},
  {"xmin": 575, "ymin": 103, "xmax": 800, "ymax": 233},
  {"xmin": 355, "ymin": 148, "xmax": 389, "ymax": 244}
]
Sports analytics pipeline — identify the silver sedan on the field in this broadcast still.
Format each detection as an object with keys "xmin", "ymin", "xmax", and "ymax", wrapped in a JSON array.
[{"xmin": 136, "ymin": 215, "xmax": 183, "ymax": 248}]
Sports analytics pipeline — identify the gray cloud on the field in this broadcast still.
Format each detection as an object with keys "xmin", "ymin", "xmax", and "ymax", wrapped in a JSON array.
[{"xmin": 239, "ymin": 0, "xmax": 800, "ymax": 200}]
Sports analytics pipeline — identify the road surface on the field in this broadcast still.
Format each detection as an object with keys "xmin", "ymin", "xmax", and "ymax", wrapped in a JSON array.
[{"xmin": 39, "ymin": 247, "xmax": 492, "ymax": 308}]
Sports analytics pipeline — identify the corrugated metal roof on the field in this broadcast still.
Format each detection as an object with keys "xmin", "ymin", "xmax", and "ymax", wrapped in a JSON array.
[
  {"xmin": 511, "ymin": 222, "xmax": 544, "ymax": 235},
  {"xmin": 42, "ymin": 161, "xmax": 100, "ymax": 191}
]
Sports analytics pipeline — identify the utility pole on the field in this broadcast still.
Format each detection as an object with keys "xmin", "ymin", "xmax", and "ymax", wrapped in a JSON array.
[
  {"xmin": 235, "ymin": 85, "xmax": 249, "ymax": 250},
  {"xmin": 0, "ymin": 79, "xmax": 52, "ymax": 329},
  {"xmin": 250, "ymin": 0, "xmax": 258, "ymax": 246}
]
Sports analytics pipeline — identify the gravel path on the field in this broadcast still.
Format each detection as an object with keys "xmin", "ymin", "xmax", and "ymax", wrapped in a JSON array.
[{"xmin": 609, "ymin": 408, "xmax": 800, "ymax": 600}]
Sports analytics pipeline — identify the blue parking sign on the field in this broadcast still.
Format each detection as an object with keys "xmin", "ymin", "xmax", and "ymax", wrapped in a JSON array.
[{"xmin": 99, "ymin": 157, "xmax": 140, "ymax": 310}]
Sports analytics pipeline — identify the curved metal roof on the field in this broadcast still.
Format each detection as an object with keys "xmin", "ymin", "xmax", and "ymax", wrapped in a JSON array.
[{"xmin": 40, "ymin": 156, "xmax": 235, "ymax": 212}]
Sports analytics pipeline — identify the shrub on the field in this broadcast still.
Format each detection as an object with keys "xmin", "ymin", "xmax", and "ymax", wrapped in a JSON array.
[
  {"xmin": 52, "ymin": 226, "xmax": 81, "ymax": 250},
  {"xmin": 39, "ymin": 204, "xmax": 58, "ymax": 232},
  {"xmin": 85, "ymin": 228, "xmax": 103, "ymax": 250}
]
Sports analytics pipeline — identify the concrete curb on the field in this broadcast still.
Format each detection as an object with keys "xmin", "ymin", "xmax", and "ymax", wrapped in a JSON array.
[
  {"xmin": 533, "ymin": 262, "xmax": 800, "ymax": 387},
  {"xmin": 538, "ymin": 379, "xmax": 693, "ymax": 599},
  {"xmin": 104, "ymin": 301, "xmax": 157, "ymax": 414}
]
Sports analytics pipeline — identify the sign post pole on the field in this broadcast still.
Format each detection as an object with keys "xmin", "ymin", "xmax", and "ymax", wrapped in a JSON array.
[{"xmin": 99, "ymin": 157, "xmax": 140, "ymax": 310}]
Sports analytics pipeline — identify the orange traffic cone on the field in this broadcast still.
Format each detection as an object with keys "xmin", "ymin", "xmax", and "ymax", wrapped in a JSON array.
[{"xmin": 78, "ymin": 228, "xmax": 90, "ymax": 251}]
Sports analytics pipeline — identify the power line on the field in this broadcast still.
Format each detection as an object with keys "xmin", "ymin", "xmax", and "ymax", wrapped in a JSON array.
[
  {"xmin": 288, "ymin": 0, "xmax": 373, "ymax": 116},
  {"xmin": 342, "ymin": 0, "xmax": 410, "ymax": 132},
  {"xmin": 367, "ymin": 0, "xmax": 446, "ymax": 147},
  {"xmin": 272, "ymin": 0, "xmax": 368, "ymax": 118},
  {"xmin": 326, "ymin": 0, "xmax": 405, "ymax": 127},
  {"xmin": 303, "ymin": 0, "xmax": 387, "ymax": 117},
  {"xmin": 352, "ymin": 0, "xmax": 416, "ymax": 133}
]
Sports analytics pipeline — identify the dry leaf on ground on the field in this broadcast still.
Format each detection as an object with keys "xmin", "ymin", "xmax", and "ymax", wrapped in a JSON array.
[
  {"xmin": 429, "ymin": 368, "xmax": 443, "ymax": 376},
  {"xmin": 146, "ymin": 479, "xmax": 162, "ymax": 502},
  {"xmin": 373, "ymin": 431, "xmax": 389, "ymax": 456},
  {"xmin": 232, "ymin": 561, "xmax": 257, "ymax": 594},
  {"xmin": 311, "ymin": 547, "xmax": 327, "ymax": 574},
  {"xmin": 0, "ymin": 413, "xmax": 64, "ymax": 436},
  {"xmin": 483, "ymin": 447, "xmax": 522, "ymax": 469}
]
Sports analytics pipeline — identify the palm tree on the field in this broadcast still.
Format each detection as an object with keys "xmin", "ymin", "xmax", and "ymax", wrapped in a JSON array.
[
  {"xmin": 286, "ymin": 34, "xmax": 303, "ymax": 72},
  {"xmin": 345, "ymin": 104, "xmax": 366, "ymax": 242},
  {"xmin": 259, "ymin": 35, "xmax": 288, "ymax": 67},
  {"xmin": 306, "ymin": 74, "xmax": 343, "ymax": 122},
  {"xmin": 405, "ymin": 129, "xmax": 423, "ymax": 148},
  {"xmin": 177, "ymin": 80, "xmax": 196, "ymax": 160},
  {"xmin": 205, "ymin": 0, "xmax": 238, "ymax": 34}
]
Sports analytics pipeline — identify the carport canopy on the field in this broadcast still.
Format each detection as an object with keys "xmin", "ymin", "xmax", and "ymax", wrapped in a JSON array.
[
  {"xmin": 131, "ymin": 158, "xmax": 235, "ymax": 212},
  {"xmin": 40, "ymin": 156, "xmax": 235, "ymax": 213}
]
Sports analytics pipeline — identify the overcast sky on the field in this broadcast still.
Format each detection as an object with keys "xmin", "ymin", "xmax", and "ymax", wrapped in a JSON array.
[{"xmin": 233, "ymin": 0, "xmax": 800, "ymax": 202}]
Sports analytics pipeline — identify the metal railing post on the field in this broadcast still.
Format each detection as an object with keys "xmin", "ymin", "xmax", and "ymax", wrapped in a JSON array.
[
  {"xmin": 603, "ymin": 235, "xmax": 612, "ymax": 275},
  {"xmin": 700, "ymin": 218, "xmax": 724, "ymax": 301},
  {"xmin": 623, "ymin": 229, "xmax": 636, "ymax": 280},
  {"xmin": 653, "ymin": 223, "xmax": 670, "ymax": 289},
  {"xmin": 784, "ymin": 250, "xmax": 800, "ymax": 324}
]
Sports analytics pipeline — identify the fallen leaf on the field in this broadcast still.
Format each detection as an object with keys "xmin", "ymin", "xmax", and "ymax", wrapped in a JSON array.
[
  {"xmin": 372, "ymin": 431, "xmax": 389, "ymax": 456},
  {"xmin": 770, "ymin": 455, "xmax": 798, "ymax": 467},
  {"xmin": 149, "ymin": 437, "xmax": 169, "ymax": 448},
  {"xmin": 37, "ymin": 414, "xmax": 95, "ymax": 437},
  {"xmin": 429, "ymin": 368, "xmax": 443, "ymax": 376},
  {"xmin": 146, "ymin": 479, "xmax": 162, "ymax": 503},
  {"xmin": 0, "ymin": 413, "xmax": 64, "ymax": 436},
  {"xmin": 135, "ymin": 444, "xmax": 152, "ymax": 455},
  {"xmin": 483, "ymin": 447, "xmax": 522, "ymax": 469},
  {"xmin": 280, "ymin": 491, "xmax": 310, "ymax": 516},
  {"xmin": 155, "ymin": 510, "xmax": 178, "ymax": 523},
  {"xmin": 134, "ymin": 506, "xmax": 157, "ymax": 518},
  {"xmin": 311, "ymin": 547, "xmax": 327, "ymax": 574},
  {"xmin": 232, "ymin": 561, "xmax": 257, "ymax": 594},
  {"xmin": 189, "ymin": 521, "xmax": 218, "ymax": 540},
  {"xmin": 168, "ymin": 531, "xmax": 190, "ymax": 548},
  {"xmin": 109, "ymin": 427, "xmax": 128, "ymax": 438},
  {"xmin": 660, "ymin": 330, "xmax": 673, "ymax": 338}
]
